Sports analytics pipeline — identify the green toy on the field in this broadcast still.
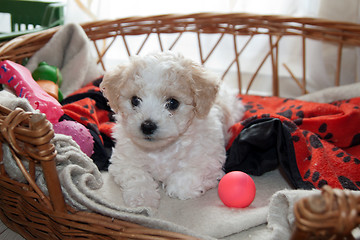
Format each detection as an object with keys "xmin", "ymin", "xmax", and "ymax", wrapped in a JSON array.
[{"xmin": 32, "ymin": 61, "xmax": 63, "ymax": 101}]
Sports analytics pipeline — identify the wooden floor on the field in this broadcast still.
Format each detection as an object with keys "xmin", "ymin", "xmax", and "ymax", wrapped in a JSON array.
[{"xmin": 0, "ymin": 221, "xmax": 24, "ymax": 240}]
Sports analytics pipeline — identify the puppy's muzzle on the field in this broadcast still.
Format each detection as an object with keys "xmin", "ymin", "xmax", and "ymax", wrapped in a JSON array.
[{"xmin": 141, "ymin": 119, "xmax": 158, "ymax": 135}]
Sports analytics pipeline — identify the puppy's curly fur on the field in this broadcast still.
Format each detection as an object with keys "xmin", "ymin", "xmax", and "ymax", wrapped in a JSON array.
[{"xmin": 100, "ymin": 52, "xmax": 244, "ymax": 208}]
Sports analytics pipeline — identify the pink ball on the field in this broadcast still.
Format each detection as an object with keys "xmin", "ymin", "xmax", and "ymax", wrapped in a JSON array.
[
  {"xmin": 218, "ymin": 171, "xmax": 256, "ymax": 208},
  {"xmin": 53, "ymin": 120, "xmax": 94, "ymax": 157}
]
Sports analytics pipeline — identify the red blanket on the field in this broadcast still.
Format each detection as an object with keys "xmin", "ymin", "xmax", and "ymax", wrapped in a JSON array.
[{"xmin": 225, "ymin": 95, "xmax": 360, "ymax": 190}]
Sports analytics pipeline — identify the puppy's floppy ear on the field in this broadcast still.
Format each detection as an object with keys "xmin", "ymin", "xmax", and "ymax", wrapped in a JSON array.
[
  {"xmin": 100, "ymin": 65, "xmax": 128, "ymax": 113},
  {"xmin": 190, "ymin": 63, "xmax": 220, "ymax": 118}
]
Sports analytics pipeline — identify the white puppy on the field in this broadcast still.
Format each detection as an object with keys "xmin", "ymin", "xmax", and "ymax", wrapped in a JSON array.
[{"xmin": 100, "ymin": 52, "xmax": 244, "ymax": 208}]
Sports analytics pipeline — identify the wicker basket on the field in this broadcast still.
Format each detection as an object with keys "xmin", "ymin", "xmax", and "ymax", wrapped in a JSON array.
[{"xmin": 0, "ymin": 13, "xmax": 360, "ymax": 239}]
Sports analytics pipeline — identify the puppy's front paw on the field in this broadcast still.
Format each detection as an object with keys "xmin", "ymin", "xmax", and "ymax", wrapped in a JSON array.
[
  {"xmin": 165, "ymin": 171, "xmax": 208, "ymax": 200},
  {"xmin": 122, "ymin": 187, "xmax": 161, "ymax": 208},
  {"xmin": 109, "ymin": 164, "xmax": 161, "ymax": 208}
]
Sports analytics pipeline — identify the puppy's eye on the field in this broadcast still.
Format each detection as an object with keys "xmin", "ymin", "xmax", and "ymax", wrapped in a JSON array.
[
  {"xmin": 131, "ymin": 96, "xmax": 142, "ymax": 107},
  {"xmin": 165, "ymin": 98, "xmax": 180, "ymax": 111}
]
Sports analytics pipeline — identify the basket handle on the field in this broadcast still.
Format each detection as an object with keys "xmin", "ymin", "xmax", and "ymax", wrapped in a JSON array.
[
  {"xmin": 0, "ymin": 104, "xmax": 66, "ymax": 212},
  {"xmin": 291, "ymin": 185, "xmax": 360, "ymax": 240}
]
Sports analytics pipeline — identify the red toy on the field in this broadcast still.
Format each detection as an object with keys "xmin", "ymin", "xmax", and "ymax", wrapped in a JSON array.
[{"xmin": 218, "ymin": 171, "xmax": 256, "ymax": 208}]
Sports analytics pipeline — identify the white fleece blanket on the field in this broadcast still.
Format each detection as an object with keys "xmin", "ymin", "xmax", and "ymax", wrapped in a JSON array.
[
  {"xmin": 25, "ymin": 23, "xmax": 102, "ymax": 97},
  {"xmin": 2, "ymin": 23, "xmax": 360, "ymax": 240}
]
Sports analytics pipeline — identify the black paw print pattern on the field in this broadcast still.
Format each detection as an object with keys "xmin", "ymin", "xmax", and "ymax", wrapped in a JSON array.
[
  {"xmin": 276, "ymin": 101, "xmax": 304, "ymax": 123},
  {"xmin": 243, "ymin": 101, "xmax": 265, "ymax": 114}
]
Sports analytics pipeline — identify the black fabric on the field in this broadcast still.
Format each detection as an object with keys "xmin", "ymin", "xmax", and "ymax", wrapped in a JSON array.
[{"xmin": 225, "ymin": 118, "xmax": 296, "ymax": 179}]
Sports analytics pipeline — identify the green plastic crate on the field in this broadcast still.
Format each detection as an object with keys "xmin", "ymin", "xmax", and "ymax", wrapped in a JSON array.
[{"xmin": 0, "ymin": 0, "xmax": 65, "ymax": 41}]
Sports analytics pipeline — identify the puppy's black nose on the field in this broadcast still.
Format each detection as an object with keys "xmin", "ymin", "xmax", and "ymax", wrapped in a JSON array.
[{"xmin": 141, "ymin": 119, "xmax": 157, "ymax": 135}]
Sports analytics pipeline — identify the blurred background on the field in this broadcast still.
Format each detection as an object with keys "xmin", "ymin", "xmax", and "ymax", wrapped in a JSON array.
[{"xmin": 63, "ymin": 0, "xmax": 355, "ymax": 24}]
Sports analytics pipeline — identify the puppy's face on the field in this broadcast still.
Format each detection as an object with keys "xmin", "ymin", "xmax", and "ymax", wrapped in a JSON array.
[{"xmin": 101, "ymin": 52, "xmax": 219, "ymax": 150}]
